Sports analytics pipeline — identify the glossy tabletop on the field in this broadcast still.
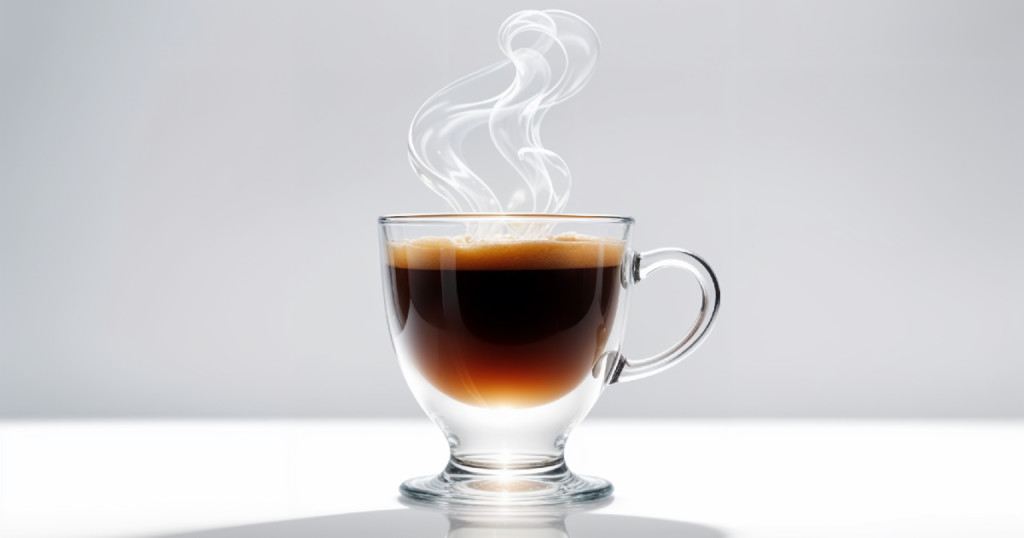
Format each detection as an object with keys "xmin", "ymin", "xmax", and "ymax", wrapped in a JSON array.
[{"xmin": 1, "ymin": 420, "xmax": 1022, "ymax": 537}]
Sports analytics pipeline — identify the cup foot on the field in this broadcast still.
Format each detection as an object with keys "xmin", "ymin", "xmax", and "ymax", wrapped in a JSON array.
[{"xmin": 399, "ymin": 464, "xmax": 613, "ymax": 507}]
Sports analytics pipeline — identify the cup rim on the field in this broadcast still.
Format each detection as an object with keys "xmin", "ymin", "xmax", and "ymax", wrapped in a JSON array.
[{"xmin": 379, "ymin": 213, "xmax": 634, "ymax": 224}]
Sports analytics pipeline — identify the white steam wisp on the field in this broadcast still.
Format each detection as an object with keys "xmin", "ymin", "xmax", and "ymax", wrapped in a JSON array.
[{"xmin": 408, "ymin": 10, "xmax": 600, "ymax": 233}]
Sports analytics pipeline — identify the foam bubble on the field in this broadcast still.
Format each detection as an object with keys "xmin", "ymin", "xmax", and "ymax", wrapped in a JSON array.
[{"xmin": 387, "ymin": 234, "xmax": 624, "ymax": 270}]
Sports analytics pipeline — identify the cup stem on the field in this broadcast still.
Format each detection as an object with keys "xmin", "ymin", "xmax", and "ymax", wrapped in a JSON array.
[{"xmin": 445, "ymin": 453, "xmax": 572, "ymax": 480}]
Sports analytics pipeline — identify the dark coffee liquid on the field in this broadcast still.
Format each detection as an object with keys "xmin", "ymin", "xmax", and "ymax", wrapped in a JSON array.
[{"xmin": 386, "ymin": 239, "xmax": 623, "ymax": 409}]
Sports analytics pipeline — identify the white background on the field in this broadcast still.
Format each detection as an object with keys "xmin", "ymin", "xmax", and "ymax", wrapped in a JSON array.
[{"xmin": 1, "ymin": 0, "xmax": 1022, "ymax": 418}]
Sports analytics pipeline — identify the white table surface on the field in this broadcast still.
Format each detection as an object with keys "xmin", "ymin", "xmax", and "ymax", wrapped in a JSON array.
[{"xmin": 1, "ymin": 420, "xmax": 1022, "ymax": 538}]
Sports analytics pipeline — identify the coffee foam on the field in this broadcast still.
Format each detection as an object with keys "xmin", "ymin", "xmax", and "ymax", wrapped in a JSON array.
[{"xmin": 387, "ymin": 232, "xmax": 625, "ymax": 270}]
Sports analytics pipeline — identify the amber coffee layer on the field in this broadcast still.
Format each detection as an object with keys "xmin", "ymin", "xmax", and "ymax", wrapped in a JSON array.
[{"xmin": 387, "ymin": 235, "xmax": 624, "ymax": 409}]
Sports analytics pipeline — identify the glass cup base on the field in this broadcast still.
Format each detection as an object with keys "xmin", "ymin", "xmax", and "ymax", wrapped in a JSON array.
[{"xmin": 399, "ymin": 457, "xmax": 613, "ymax": 507}]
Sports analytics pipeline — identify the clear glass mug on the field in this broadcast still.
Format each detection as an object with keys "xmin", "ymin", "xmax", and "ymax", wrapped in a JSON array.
[{"xmin": 379, "ymin": 214, "xmax": 720, "ymax": 505}]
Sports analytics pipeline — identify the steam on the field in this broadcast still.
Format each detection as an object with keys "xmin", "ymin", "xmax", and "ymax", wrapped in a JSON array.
[{"xmin": 408, "ymin": 10, "xmax": 600, "ymax": 225}]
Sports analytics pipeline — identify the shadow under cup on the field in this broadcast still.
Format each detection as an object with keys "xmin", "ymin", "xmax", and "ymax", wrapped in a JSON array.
[{"xmin": 378, "ymin": 214, "xmax": 719, "ymax": 506}]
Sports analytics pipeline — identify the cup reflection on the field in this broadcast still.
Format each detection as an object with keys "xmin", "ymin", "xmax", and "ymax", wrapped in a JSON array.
[
  {"xmin": 403, "ymin": 498, "xmax": 726, "ymax": 538},
  {"xmin": 407, "ymin": 497, "xmax": 610, "ymax": 538}
]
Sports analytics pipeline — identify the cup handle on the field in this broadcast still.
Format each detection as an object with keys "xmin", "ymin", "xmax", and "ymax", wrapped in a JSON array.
[{"xmin": 610, "ymin": 248, "xmax": 721, "ymax": 384}]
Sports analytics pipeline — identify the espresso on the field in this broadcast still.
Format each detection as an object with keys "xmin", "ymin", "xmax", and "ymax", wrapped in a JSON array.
[{"xmin": 386, "ymin": 235, "xmax": 624, "ymax": 409}]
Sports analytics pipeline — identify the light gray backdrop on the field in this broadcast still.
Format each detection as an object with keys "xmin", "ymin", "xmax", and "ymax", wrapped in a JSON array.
[{"xmin": 1, "ymin": 0, "xmax": 1021, "ymax": 418}]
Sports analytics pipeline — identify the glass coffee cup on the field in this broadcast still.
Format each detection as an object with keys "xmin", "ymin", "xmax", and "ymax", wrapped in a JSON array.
[{"xmin": 379, "ymin": 214, "xmax": 720, "ymax": 505}]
